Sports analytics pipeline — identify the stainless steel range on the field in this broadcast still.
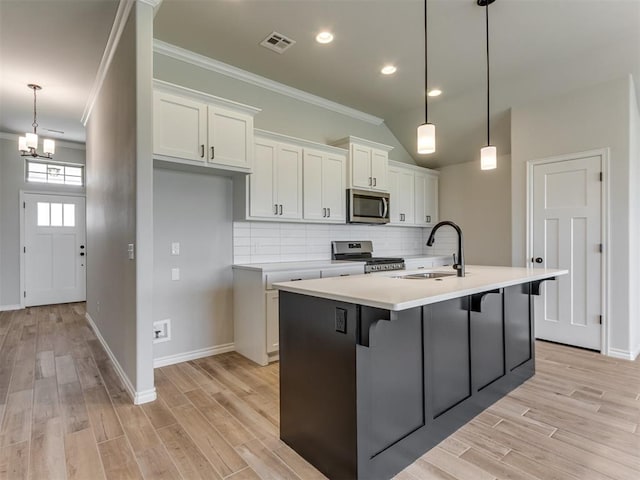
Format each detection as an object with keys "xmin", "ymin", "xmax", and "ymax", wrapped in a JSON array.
[{"xmin": 331, "ymin": 240, "xmax": 405, "ymax": 273}]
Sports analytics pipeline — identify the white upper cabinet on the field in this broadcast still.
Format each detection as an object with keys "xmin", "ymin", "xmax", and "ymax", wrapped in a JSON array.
[
  {"xmin": 332, "ymin": 137, "xmax": 393, "ymax": 192},
  {"xmin": 388, "ymin": 167, "xmax": 415, "ymax": 225},
  {"xmin": 303, "ymin": 148, "xmax": 346, "ymax": 223},
  {"xmin": 154, "ymin": 92, "xmax": 207, "ymax": 162},
  {"xmin": 153, "ymin": 80, "xmax": 260, "ymax": 172},
  {"xmin": 247, "ymin": 134, "xmax": 302, "ymax": 221},
  {"xmin": 388, "ymin": 161, "xmax": 439, "ymax": 227}
]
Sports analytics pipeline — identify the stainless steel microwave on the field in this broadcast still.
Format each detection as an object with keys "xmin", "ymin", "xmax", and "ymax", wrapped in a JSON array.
[{"xmin": 347, "ymin": 189, "xmax": 390, "ymax": 224}]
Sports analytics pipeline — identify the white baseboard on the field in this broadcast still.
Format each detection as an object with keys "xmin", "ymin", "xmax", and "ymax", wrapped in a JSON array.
[
  {"xmin": 153, "ymin": 343, "xmax": 235, "ymax": 368},
  {"xmin": 0, "ymin": 304, "xmax": 23, "ymax": 312},
  {"xmin": 85, "ymin": 312, "xmax": 157, "ymax": 405},
  {"xmin": 607, "ymin": 346, "xmax": 638, "ymax": 361}
]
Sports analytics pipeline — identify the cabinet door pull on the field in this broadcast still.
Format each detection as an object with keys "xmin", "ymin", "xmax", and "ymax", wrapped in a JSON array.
[
  {"xmin": 322, "ymin": 208, "xmax": 326, "ymax": 217},
  {"xmin": 210, "ymin": 146, "xmax": 215, "ymax": 159},
  {"xmin": 290, "ymin": 278, "xmax": 303, "ymax": 281},
  {"xmin": 279, "ymin": 204, "xmax": 283, "ymax": 215},
  {"xmin": 426, "ymin": 215, "xmax": 431, "ymax": 223},
  {"xmin": 274, "ymin": 204, "xmax": 278, "ymax": 215},
  {"xmin": 368, "ymin": 177, "xmax": 372, "ymax": 186},
  {"xmin": 200, "ymin": 144, "xmax": 205, "ymax": 158},
  {"xmin": 328, "ymin": 207, "xmax": 331, "ymax": 217},
  {"xmin": 373, "ymin": 177, "xmax": 377, "ymax": 187}
]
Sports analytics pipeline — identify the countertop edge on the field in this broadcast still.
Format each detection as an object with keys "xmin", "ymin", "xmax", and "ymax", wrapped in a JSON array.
[{"xmin": 275, "ymin": 269, "xmax": 568, "ymax": 311}]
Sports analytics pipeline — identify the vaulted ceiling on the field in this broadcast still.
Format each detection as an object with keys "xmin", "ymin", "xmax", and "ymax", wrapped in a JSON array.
[{"xmin": 1, "ymin": 0, "xmax": 638, "ymax": 167}]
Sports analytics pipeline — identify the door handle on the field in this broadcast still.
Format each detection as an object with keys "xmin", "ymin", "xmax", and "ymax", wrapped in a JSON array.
[
  {"xmin": 200, "ymin": 144, "xmax": 205, "ymax": 158},
  {"xmin": 80, "ymin": 245, "xmax": 85, "ymax": 249},
  {"xmin": 80, "ymin": 252, "xmax": 85, "ymax": 257},
  {"xmin": 533, "ymin": 257, "xmax": 544, "ymax": 264}
]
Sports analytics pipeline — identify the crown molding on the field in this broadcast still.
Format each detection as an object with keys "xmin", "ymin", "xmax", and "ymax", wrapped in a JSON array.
[
  {"xmin": 153, "ymin": 40, "xmax": 385, "ymax": 126},
  {"xmin": 0, "ymin": 132, "xmax": 85, "ymax": 150},
  {"xmin": 331, "ymin": 135, "xmax": 394, "ymax": 152},
  {"xmin": 254, "ymin": 129, "xmax": 349, "ymax": 155},
  {"xmin": 81, "ymin": 0, "xmax": 134, "ymax": 126}
]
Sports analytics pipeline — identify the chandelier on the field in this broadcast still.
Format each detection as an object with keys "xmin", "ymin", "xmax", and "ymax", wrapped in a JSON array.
[{"xmin": 18, "ymin": 84, "xmax": 55, "ymax": 159}]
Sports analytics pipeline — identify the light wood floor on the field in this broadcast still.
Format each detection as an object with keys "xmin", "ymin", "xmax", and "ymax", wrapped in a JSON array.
[{"xmin": 0, "ymin": 304, "xmax": 638, "ymax": 480}]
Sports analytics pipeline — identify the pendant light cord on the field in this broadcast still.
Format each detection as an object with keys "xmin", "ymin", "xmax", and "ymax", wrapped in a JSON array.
[
  {"xmin": 424, "ymin": 0, "xmax": 428, "ymax": 124},
  {"xmin": 485, "ymin": 0, "xmax": 490, "ymax": 146},
  {"xmin": 32, "ymin": 86, "xmax": 39, "ymax": 133}
]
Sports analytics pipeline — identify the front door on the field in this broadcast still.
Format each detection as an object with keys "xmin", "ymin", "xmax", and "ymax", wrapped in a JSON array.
[
  {"xmin": 24, "ymin": 193, "xmax": 86, "ymax": 307},
  {"xmin": 531, "ymin": 154, "xmax": 602, "ymax": 350}
]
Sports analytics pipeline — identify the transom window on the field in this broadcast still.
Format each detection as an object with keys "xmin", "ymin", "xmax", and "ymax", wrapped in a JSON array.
[
  {"xmin": 26, "ymin": 160, "xmax": 84, "ymax": 186},
  {"xmin": 37, "ymin": 202, "xmax": 76, "ymax": 227}
]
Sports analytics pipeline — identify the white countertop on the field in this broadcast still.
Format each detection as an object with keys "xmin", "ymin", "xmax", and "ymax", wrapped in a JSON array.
[
  {"xmin": 232, "ymin": 259, "xmax": 366, "ymax": 272},
  {"xmin": 274, "ymin": 265, "xmax": 568, "ymax": 311}
]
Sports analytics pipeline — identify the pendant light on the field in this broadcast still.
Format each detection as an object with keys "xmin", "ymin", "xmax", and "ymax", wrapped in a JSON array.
[
  {"xmin": 479, "ymin": 0, "xmax": 496, "ymax": 170},
  {"xmin": 417, "ymin": 0, "xmax": 435, "ymax": 154},
  {"xmin": 18, "ymin": 84, "xmax": 55, "ymax": 159}
]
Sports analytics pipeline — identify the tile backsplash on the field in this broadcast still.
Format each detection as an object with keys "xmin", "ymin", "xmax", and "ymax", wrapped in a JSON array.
[{"xmin": 233, "ymin": 221, "xmax": 458, "ymax": 264}]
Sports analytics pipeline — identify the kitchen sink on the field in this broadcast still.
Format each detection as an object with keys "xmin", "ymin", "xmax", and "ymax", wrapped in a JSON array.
[{"xmin": 395, "ymin": 271, "xmax": 457, "ymax": 279}]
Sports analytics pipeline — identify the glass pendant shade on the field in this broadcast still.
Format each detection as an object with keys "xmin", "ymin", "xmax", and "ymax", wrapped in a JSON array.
[
  {"xmin": 417, "ymin": 123, "xmax": 436, "ymax": 154},
  {"xmin": 43, "ymin": 139, "xmax": 55, "ymax": 155},
  {"xmin": 480, "ymin": 145, "xmax": 497, "ymax": 170},
  {"xmin": 26, "ymin": 132, "xmax": 38, "ymax": 149},
  {"xmin": 18, "ymin": 136, "xmax": 28, "ymax": 152}
]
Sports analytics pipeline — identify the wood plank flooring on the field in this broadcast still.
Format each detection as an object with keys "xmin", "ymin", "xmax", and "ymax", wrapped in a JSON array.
[{"xmin": 0, "ymin": 304, "xmax": 638, "ymax": 479}]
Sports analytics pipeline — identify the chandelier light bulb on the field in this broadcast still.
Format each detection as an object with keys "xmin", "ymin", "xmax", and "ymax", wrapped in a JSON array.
[
  {"xmin": 26, "ymin": 132, "xmax": 38, "ymax": 149},
  {"xmin": 43, "ymin": 139, "xmax": 55, "ymax": 155},
  {"xmin": 18, "ymin": 136, "xmax": 28, "ymax": 152}
]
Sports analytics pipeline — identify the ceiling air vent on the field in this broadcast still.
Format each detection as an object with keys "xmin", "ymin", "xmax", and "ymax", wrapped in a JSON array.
[{"xmin": 260, "ymin": 31, "xmax": 296, "ymax": 54}]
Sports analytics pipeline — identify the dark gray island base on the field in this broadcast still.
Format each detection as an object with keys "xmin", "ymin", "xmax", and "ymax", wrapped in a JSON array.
[{"xmin": 279, "ymin": 280, "xmax": 554, "ymax": 480}]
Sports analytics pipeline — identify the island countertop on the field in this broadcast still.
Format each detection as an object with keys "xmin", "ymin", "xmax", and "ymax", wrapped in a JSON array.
[{"xmin": 274, "ymin": 265, "xmax": 568, "ymax": 311}]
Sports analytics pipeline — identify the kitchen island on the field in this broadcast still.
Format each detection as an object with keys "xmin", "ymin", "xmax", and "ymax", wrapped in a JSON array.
[{"xmin": 275, "ymin": 265, "xmax": 567, "ymax": 480}]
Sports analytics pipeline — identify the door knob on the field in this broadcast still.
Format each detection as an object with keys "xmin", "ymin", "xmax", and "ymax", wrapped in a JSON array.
[
  {"xmin": 80, "ymin": 252, "xmax": 85, "ymax": 256},
  {"xmin": 534, "ymin": 257, "xmax": 543, "ymax": 264}
]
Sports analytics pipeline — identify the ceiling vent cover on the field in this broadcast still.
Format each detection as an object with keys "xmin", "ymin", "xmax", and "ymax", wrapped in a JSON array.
[{"xmin": 260, "ymin": 31, "xmax": 296, "ymax": 54}]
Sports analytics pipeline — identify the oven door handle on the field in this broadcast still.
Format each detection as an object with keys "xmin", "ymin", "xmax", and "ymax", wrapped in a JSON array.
[{"xmin": 381, "ymin": 197, "xmax": 388, "ymax": 220}]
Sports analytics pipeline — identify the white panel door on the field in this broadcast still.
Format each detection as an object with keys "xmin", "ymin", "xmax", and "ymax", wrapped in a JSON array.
[
  {"xmin": 24, "ymin": 194, "xmax": 86, "ymax": 306},
  {"xmin": 302, "ymin": 149, "xmax": 324, "ymax": 221},
  {"xmin": 532, "ymin": 156, "xmax": 602, "ymax": 350},
  {"xmin": 250, "ymin": 139, "xmax": 278, "ymax": 218},
  {"xmin": 153, "ymin": 91, "xmax": 207, "ymax": 162},
  {"xmin": 275, "ymin": 144, "xmax": 302, "ymax": 219},
  {"xmin": 208, "ymin": 106, "xmax": 252, "ymax": 168},
  {"xmin": 322, "ymin": 153, "xmax": 346, "ymax": 222}
]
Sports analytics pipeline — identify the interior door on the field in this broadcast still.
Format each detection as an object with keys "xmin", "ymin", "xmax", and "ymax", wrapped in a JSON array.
[
  {"xmin": 24, "ymin": 193, "xmax": 86, "ymax": 306},
  {"xmin": 531, "ymin": 155, "xmax": 602, "ymax": 350}
]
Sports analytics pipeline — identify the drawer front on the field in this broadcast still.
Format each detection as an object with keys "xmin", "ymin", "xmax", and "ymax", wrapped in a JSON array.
[
  {"xmin": 265, "ymin": 270, "xmax": 321, "ymax": 290},
  {"xmin": 320, "ymin": 266, "xmax": 364, "ymax": 278}
]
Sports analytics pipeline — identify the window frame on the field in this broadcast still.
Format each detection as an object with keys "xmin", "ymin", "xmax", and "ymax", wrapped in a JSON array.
[{"xmin": 25, "ymin": 159, "xmax": 85, "ymax": 187}]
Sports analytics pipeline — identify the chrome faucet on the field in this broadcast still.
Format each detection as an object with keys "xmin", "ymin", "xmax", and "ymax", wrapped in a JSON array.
[{"xmin": 426, "ymin": 221, "xmax": 465, "ymax": 277}]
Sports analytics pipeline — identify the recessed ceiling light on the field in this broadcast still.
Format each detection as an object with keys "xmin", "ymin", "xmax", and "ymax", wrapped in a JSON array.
[
  {"xmin": 316, "ymin": 31, "xmax": 334, "ymax": 44},
  {"xmin": 428, "ymin": 89, "xmax": 442, "ymax": 97},
  {"xmin": 381, "ymin": 65, "xmax": 397, "ymax": 75}
]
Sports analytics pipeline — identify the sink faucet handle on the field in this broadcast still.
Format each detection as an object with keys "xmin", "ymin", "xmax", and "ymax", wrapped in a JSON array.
[{"xmin": 452, "ymin": 253, "xmax": 457, "ymax": 265}]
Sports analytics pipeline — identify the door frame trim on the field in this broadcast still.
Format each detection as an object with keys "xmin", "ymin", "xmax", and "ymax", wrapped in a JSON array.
[
  {"xmin": 19, "ymin": 190, "xmax": 87, "ymax": 309},
  {"xmin": 525, "ymin": 148, "xmax": 610, "ymax": 355}
]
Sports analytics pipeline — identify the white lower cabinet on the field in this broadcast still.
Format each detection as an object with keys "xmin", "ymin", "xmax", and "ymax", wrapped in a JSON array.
[{"xmin": 233, "ymin": 263, "xmax": 364, "ymax": 365}]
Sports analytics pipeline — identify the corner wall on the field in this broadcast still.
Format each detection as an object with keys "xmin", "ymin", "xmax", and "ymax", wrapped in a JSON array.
[
  {"xmin": 0, "ymin": 135, "xmax": 85, "ymax": 308},
  {"xmin": 85, "ymin": 2, "xmax": 155, "ymax": 402},
  {"xmin": 511, "ymin": 75, "xmax": 633, "ymax": 357}
]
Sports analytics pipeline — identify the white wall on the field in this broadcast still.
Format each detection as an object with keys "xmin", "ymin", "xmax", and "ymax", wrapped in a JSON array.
[
  {"xmin": 153, "ymin": 168, "xmax": 234, "ymax": 361},
  {"xmin": 86, "ymin": 2, "xmax": 155, "ymax": 401},
  {"xmin": 0, "ymin": 134, "xmax": 85, "ymax": 308},
  {"xmin": 437, "ymin": 155, "xmax": 511, "ymax": 266},
  {"xmin": 153, "ymin": 52, "xmax": 416, "ymax": 165},
  {"xmin": 628, "ymin": 78, "xmax": 640, "ymax": 358},
  {"xmin": 511, "ymin": 75, "xmax": 634, "ymax": 357}
]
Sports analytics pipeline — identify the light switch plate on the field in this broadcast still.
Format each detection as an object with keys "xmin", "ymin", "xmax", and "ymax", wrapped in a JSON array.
[
  {"xmin": 128, "ymin": 243, "xmax": 135, "ymax": 260},
  {"xmin": 171, "ymin": 268, "xmax": 180, "ymax": 281},
  {"xmin": 171, "ymin": 242, "xmax": 180, "ymax": 255}
]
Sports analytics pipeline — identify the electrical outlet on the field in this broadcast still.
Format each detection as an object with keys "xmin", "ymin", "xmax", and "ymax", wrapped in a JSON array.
[
  {"xmin": 171, "ymin": 268, "xmax": 180, "ymax": 281},
  {"xmin": 153, "ymin": 319, "xmax": 171, "ymax": 343},
  {"xmin": 128, "ymin": 243, "xmax": 135, "ymax": 260},
  {"xmin": 335, "ymin": 308, "xmax": 347, "ymax": 334}
]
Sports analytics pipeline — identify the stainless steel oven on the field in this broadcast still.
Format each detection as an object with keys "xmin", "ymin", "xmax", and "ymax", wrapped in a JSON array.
[{"xmin": 347, "ymin": 189, "xmax": 390, "ymax": 224}]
